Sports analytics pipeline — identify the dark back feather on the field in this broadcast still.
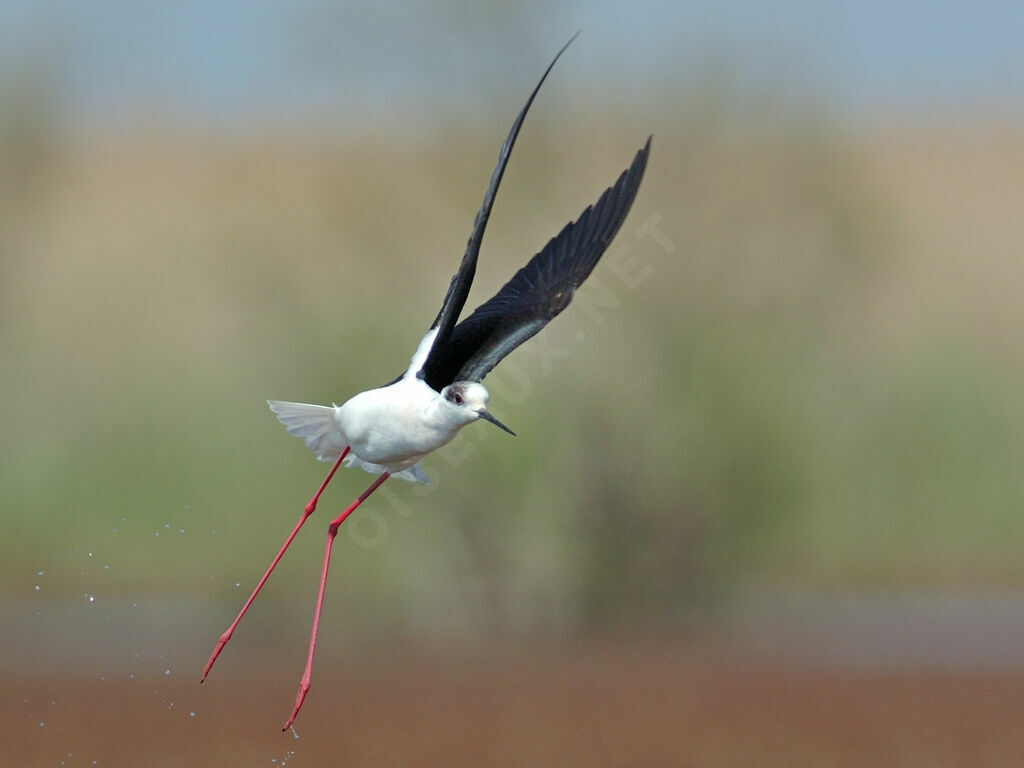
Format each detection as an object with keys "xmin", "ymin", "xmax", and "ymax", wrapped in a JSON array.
[
  {"xmin": 420, "ymin": 34, "xmax": 579, "ymax": 377},
  {"xmin": 421, "ymin": 136, "xmax": 651, "ymax": 389}
]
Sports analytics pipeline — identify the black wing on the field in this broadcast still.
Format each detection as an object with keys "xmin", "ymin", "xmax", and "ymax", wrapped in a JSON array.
[
  {"xmin": 421, "ymin": 136, "xmax": 651, "ymax": 390},
  {"xmin": 416, "ymin": 33, "xmax": 579, "ymax": 380}
]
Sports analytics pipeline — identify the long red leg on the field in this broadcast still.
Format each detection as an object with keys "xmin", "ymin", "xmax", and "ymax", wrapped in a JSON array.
[
  {"xmin": 282, "ymin": 471, "xmax": 390, "ymax": 730},
  {"xmin": 202, "ymin": 446, "xmax": 351, "ymax": 682}
]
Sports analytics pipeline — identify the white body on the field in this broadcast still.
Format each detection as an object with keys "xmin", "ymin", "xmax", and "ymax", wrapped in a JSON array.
[{"xmin": 268, "ymin": 330, "xmax": 492, "ymax": 483}]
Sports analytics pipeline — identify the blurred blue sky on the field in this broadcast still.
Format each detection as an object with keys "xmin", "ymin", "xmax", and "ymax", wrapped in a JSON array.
[{"xmin": 2, "ymin": 0, "xmax": 1022, "ymax": 132}]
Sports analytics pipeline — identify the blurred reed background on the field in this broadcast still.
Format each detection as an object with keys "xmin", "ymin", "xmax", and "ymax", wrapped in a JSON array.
[{"xmin": 3, "ymin": 2, "xmax": 1023, "ymax": 765}]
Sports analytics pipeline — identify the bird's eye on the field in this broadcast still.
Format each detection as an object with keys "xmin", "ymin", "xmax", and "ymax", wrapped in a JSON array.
[{"xmin": 452, "ymin": 392, "xmax": 463, "ymax": 405}]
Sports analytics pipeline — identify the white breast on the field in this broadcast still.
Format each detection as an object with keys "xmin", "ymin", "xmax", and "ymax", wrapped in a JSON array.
[{"xmin": 336, "ymin": 376, "xmax": 460, "ymax": 471}]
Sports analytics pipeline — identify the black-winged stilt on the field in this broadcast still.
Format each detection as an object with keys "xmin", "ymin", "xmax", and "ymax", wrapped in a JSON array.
[{"xmin": 202, "ymin": 35, "xmax": 651, "ymax": 730}]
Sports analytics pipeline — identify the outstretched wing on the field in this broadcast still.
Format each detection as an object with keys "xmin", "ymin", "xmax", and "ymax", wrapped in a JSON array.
[
  {"xmin": 414, "ymin": 33, "xmax": 579, "ymax": 380},
  {"xmin": 421, "ymin": 136, "xmax": 651, "ymax": 390}
]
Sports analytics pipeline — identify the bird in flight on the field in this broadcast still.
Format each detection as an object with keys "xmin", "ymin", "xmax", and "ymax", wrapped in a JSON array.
[{"xmin": 202, "ymin": 33, "xmax": 651, "ymax": 730}]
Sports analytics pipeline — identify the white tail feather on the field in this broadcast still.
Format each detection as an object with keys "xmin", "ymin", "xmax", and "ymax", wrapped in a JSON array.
[
  {"xmin": 267, "ymin": 400, "xmax": 347, "ymax": 462},
  {"xmin": 267, "ymin": 399, "xmax": 430, "ymax": 483}
]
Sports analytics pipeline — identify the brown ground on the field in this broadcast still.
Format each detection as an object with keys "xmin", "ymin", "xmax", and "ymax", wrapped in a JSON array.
[{"xmin": 5, "ymin": 641, "xmax": 1023, "ymax": 767}]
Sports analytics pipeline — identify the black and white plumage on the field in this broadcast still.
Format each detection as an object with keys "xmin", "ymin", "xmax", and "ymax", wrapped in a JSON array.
[
  {"xmin": 268, "ymin": 37, "xmax": 650, "ymax": 482},
  {"xmin": 204, "ymin": 36, "xmax": 650, "ymax": 730}
]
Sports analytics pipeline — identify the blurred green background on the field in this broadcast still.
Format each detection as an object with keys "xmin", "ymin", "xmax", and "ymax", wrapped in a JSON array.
[{"xmin": 3, "ymin": 1, "xmax": 1023, "ymax": 765}]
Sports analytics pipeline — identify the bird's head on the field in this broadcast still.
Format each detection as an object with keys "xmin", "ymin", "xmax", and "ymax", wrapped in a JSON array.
[{"xmin": 440, "ymin": 381, "xmax": 516, "ymax": 436}]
